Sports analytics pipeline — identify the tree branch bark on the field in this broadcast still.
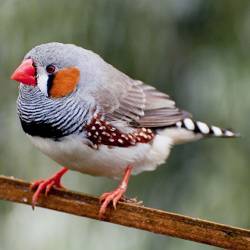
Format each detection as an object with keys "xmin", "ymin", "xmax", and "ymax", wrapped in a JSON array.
[{"xmin": 0, "ymin": 175, "xmax": 249, "ymax": 249}]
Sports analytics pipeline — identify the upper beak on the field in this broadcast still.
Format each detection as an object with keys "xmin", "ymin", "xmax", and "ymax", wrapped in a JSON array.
[{"xmin": 11, "ymin": 58, "xmax": 36, "ymax": 86}]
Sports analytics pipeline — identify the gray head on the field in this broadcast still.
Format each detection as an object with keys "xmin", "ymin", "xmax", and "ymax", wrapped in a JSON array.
[
  {"xmin": 25, "ymin": 42, "xmax": 81, "ymax": 69},
  {"xmin": 11, "ymin": 42, "xmax": 106, "ymax": 98}
]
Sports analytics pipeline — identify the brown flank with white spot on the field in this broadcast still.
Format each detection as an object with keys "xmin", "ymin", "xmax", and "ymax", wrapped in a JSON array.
[{"xmin": 85, "ymin": 115, "xmax": 155, "ymax": 149}]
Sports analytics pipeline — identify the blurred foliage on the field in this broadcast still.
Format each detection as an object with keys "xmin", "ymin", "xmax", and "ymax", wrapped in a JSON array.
[{"xmin": 0, "ymin": 0, "xmax": 249, "ymax": 249}]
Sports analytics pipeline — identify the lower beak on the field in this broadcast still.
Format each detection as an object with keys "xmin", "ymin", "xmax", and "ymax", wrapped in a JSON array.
[{"xmin": 11, "ymin": 58, "xmax": 36, "ymax": 86}]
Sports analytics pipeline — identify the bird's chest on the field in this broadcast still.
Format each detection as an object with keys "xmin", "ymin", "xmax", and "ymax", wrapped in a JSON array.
[
  {"xmin": 18, "ymin": 106, "xmax": 69, "ymax": 139},
  {"xmin": 17, "ymin": 88, "xmax": 87, "ymax": 139},
  {"xmin": 20, "ymin": 119, "xmax": 67, "ymax": 139}
]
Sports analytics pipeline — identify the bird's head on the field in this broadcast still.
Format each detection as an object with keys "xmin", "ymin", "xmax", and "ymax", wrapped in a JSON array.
[{"xmin": 11, "ymin": 42, "xmax": 84, "ymax": 98}]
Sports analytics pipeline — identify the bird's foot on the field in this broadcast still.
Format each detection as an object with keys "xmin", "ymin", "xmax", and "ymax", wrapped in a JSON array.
[
  {"xmin": 99, "ymin": 165, "xmax": 132, "ymax": 218},
  {"xmin": 30, "ymin": 167, "xmax": 68, "ymax": 209},
  {"xmin": 99, "ymin": 187, "xmax": 126, "ymax": 217}
]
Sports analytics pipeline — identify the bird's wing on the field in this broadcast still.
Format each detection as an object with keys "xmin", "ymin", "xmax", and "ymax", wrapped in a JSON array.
[{"xmin": 101, "ymin": 79, "xmax": 191, "ymax": 128}]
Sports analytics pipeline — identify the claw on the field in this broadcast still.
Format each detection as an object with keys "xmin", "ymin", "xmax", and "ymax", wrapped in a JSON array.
[
  {"xmin": 99, "ymin": 188, "xmax": 126, "ymax": 217},
  {"xmin": 30, "ymin": 167, "xmax": 68, "ymax": 209},
  {"xmin": 113, "ymin": 193, "xmax": 122, "ymax": 209},
  {"xmin": 45, "ymin": 180, "xmax": 55, "ymax": 196},
  {"xmin": 99, "ymin": 166, "xmax": 132, "ymax": 218},
  {"xmin": 30, "ymin": 179, "xmax": 43, "ymax": 190},
  {"xmin": 99, "ymin": 192, "xmax": 110, "ymax": 203}
]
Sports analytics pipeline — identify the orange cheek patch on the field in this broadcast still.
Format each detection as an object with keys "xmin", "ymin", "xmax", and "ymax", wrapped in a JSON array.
[{"xmin": 49, "ymin": 67, "xmax": 80, "ymax": 98}]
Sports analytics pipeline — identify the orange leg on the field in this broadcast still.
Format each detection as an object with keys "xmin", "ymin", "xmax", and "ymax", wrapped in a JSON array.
[
  {"xmin": 30, "ymin": 167, "xmax": 68, "ymax": 209},
  {"xmin": 99, "ymin": 165, "xmax": 132, "ymax": 217}
]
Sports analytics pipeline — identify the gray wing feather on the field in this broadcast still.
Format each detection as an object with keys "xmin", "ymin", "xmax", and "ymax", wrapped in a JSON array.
[
  {"xmin": 104, "ymin": 79, "xmax": 191, "ymax": 128},
  {"xmin": 77, "ymin": 53, "xmax": 190, "ymax": 128}
]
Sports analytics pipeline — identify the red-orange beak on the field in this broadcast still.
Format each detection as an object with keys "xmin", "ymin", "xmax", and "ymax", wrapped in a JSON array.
[{"xmin": 11, "ymin": 58, "xmax": 36, "ymax": 86}]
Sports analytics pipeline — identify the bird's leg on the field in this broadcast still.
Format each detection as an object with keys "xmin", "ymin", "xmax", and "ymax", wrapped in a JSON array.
[
  {"xmin": 99, "ymin": 165, "xmax": 132, "ymax": 217},
  {"xmin": 30, "ymin": 167, "xmax": 68, "ymax": 209}
]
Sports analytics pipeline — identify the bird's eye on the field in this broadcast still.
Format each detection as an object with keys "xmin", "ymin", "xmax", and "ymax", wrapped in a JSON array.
[{"xmin": 46, "ymin": 64, "xmax": 56, "ymax": 74}]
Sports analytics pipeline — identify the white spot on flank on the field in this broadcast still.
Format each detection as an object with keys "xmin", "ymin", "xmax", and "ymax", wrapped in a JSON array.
[
  {"xmin": 102, "ymin": 132, "xmax": 110, "ymax": 137},
  {"xmin": 118, "ymin": 139, "xmax": 124, "ymax": 144},
  {"xmin": 176, "ymin": 121, "xmax": 182, "ymax": 128},
  {"xmin": 211, "ymin": 126, "xmax": 223, "ymax": 136},
  {"xmin": 183, "ymin": 118, "xmax": 195, "ymax": 130},
  {"xmin": 197, "ymin": 121, "xmax": 210, "ymax": 134}
]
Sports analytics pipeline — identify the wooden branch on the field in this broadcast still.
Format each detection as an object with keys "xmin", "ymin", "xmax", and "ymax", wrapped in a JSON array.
[{"xmin": 0, "ymin": 175, "xmax": 249, "ymax": 249}]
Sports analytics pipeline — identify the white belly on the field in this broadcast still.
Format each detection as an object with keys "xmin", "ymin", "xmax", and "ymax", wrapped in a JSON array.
[{"xmin": 28, "ymin": 133, "xmax": 173, "ymax": 179}]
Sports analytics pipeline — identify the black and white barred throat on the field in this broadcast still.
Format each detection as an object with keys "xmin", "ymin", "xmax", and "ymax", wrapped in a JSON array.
[{"xmin": 17, "ymin": 86, "xmax": 89, "ymax": 140}]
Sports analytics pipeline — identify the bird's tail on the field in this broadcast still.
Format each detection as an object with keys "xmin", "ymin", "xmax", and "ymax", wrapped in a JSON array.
[{"xmin": 163, "ymin": 118, "xmax": 239, "ymax": 144}]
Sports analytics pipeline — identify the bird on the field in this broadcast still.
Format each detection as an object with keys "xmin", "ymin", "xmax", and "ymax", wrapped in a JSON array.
[{"xmin": 11, "ymin": 42, "xmax": 237, "ymax": 217}]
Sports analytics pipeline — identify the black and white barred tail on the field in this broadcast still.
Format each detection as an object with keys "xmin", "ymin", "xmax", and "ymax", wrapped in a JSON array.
[
  {"xmin": 163, "ymin": 118, "xmax": 238, "ymax": 145},
  {"xmin": 176, "ymin": 118, "xmax": 238, "ymax": 138}
]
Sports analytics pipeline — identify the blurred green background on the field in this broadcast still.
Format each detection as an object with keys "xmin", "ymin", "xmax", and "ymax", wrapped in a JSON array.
[{"xmin": 0, "ymin": 0, "xmax": 249, "ymax": 249}]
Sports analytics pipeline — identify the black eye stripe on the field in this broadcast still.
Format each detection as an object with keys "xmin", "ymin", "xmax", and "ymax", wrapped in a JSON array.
[{"xmin": 47, "ymin": 74, "xmax": 55, "ymax": 97}]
